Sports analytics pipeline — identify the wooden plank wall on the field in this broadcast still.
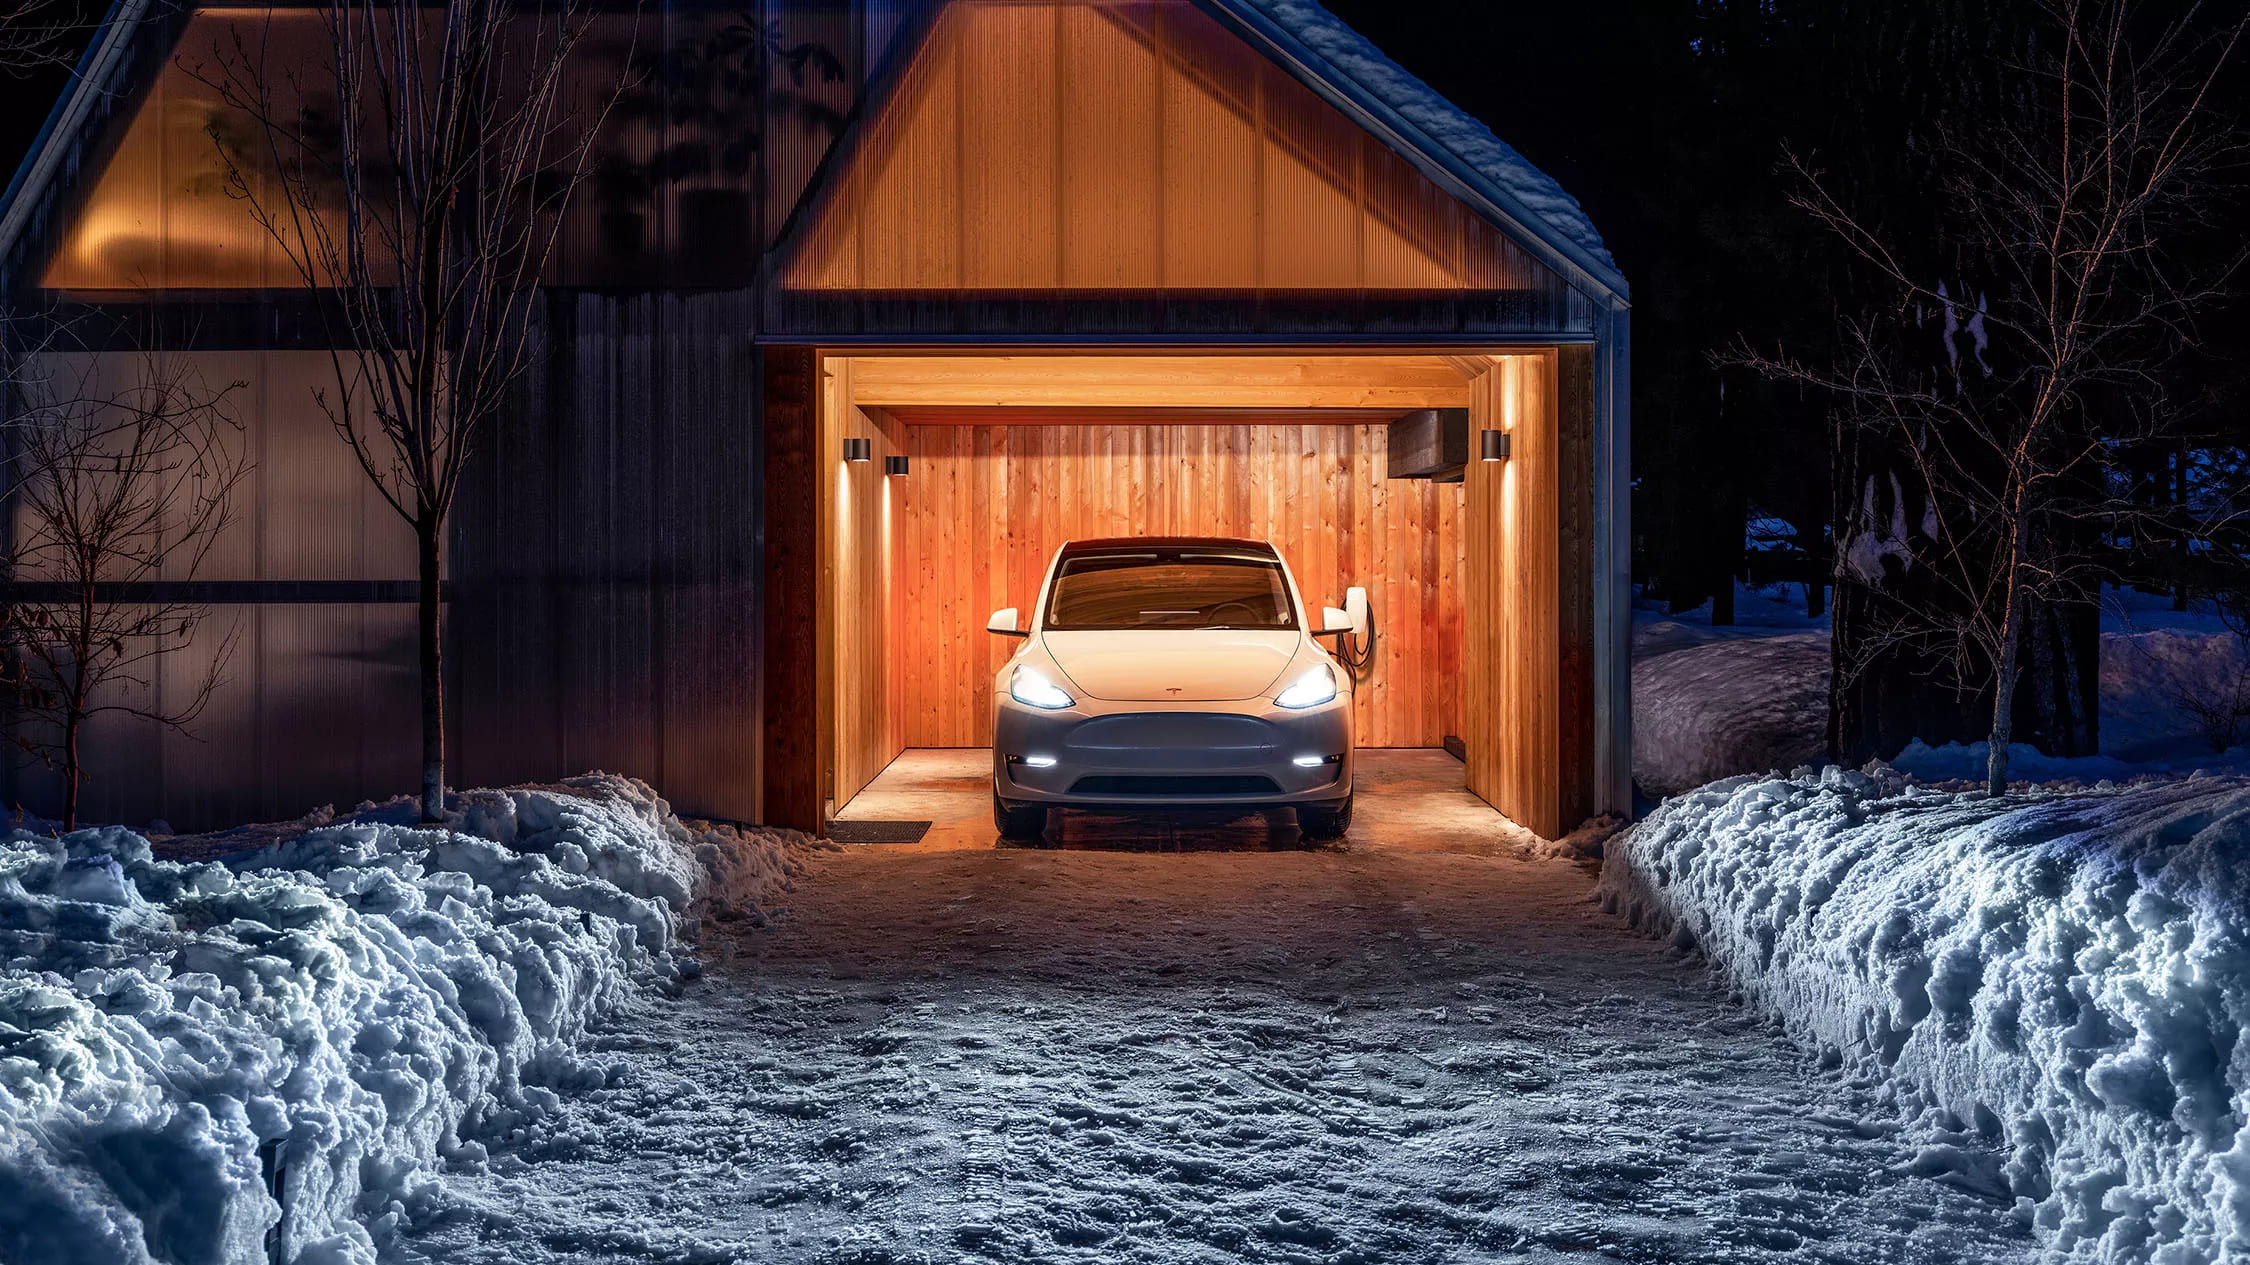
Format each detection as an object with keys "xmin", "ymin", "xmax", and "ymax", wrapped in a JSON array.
[
  {"xmin": 758, "ymin": 344, "xmax": 821, "ymax": 830},
  {"xmin": 822, "ymin": 358, "xmax": 911, "ymax": 809},
  {"xmin": 449, "ymin": 292, "xmax": 766, "ymax": 826},
  {"xmin": 785, "ymin": 0, "xmax": 1541, "ymax": 297},
  {"xmin": 875, "ymin": 421, "xmax": 1464, "ymax": 752},
  {"xmin": 1463, "ymin": 354, "xmax": 1565, "ymax": 837}
]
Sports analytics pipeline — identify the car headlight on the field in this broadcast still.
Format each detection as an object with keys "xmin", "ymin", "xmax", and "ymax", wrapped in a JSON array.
[
  {"xmin": 1274, "ymin": 664, "xmax": 1338, "ymax": 709},
  {"xmin": 1010, "ymin": 664, "xmax": 1075, "ymax": 710}
]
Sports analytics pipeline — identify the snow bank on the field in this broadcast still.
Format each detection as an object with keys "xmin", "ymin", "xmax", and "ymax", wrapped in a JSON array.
[
  {"xmin": 1891, "ymin": 739, "xmax": 2250, "ymax": 787},
  {"xmin": 1630, "ymin": 583, "xmax": 2250, "ymax": 796},
  {"xmin": 0, "ymin": 774, "xmax": 815, "ymax": 1265},
  {"xmin": 1633, "ymin": 631, "xmax": 1830, "ymax": 798},
  {"xmin": 2103, "ymin": 631, "xmax": 2250, "ymax": 762},
  {"xmin": 1599, "ymin": 768, "xmax": 2250, "ymax": 1265}
]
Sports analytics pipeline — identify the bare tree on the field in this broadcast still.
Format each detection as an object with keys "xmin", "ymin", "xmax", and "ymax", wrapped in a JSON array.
[
  {"xmin": 193, "ymin": 0, "xmax": 620, "ymax": 821},
  {"xmin": 4, "ymin": 346, "xmax": 247, "ymax": 831},
  {"xmin": 1738, "ymin": 0, "xmax": 2249, "ymax": 794},
  {"xmin": 0, "ymin": 0, "xmax": 74, "ymax": 73}
]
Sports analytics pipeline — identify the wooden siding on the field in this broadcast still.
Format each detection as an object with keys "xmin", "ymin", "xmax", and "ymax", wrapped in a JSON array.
[
  {"xmin": 449, "ymin": 292, "xmax": 766, "ymax": 826},
  {"xmin": 873, "ymin": 420, "xmax": 1464, "ymax": 752},
  {"xmin": 823, "ymin": 358, "xmax": 910, "ymax": 809},
  {"xmin": 1462, "ymin": 353, "xmax": 1575, "ymax": 837},
  {"xmin": 759, "ymin": 342, "xmax": 821, "ymax": 830},
  {"xmin": 848, "ymin": 355, "xmax": 1472, "ymax": 411},
  {"xmin": 759, "ymin": 0, "xmax": 1584, "ymax": 339},
  {"xmin": 787, "ymin": 0, "xmax": 1537, "ymax": 295}
]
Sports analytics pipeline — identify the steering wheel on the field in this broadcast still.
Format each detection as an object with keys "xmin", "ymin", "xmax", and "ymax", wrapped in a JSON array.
[{"xmin": 1206, "ymin": 600, "xmax": 1262, "ymax": 624}]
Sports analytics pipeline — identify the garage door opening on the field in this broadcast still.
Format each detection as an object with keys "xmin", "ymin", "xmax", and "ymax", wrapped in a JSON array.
[{"xmin": 804, "ymin": 350, "xmax": 1585, "ymax": 843}]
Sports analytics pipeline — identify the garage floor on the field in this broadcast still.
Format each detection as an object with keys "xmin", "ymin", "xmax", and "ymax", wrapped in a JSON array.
[{"xmin": 833, "ymin": 748, "xmax": 1544, "ymax": 852}]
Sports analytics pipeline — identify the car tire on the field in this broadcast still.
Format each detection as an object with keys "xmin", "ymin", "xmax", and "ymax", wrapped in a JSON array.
[
  {"xmin": 1297, "ymin": 795, "xmax": 1353, "ymax": 841},
  {"xmin": 994, "ymin": 794, "xmax": 1049, "ymax": 842}
]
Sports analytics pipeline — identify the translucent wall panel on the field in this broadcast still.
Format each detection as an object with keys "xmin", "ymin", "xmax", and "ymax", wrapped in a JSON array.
[
  {"xmin": 16, "ymin": 350, "xmax": 415, "ymax": 579},
  {"xmin": 43, "ymin": 2, "xmax": 896, "ymax": 292},
  {"xmin": 3, "ymin": 350, "xmax": 422, "ymax": 829},
  {"xmin": 780, "ymin": 0, "xmax": 1535, "ymax": 294},
  {"xmin": 47, "ymin": 10, "xmax": 367, "ymax": 289}
]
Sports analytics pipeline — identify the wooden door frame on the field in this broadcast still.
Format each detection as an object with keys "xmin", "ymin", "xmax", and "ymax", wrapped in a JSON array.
[
  {"xmin": 760, "ymin": 344, "xmax": 825, "ymax": 832},
  {"xmin": 761, "ymin": 342, "xmax": 1597, "ymax": 838}
]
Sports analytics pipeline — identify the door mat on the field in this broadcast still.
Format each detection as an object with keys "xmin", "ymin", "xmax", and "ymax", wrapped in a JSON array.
[{"xmin": 827, "ymin": 819, "xmax": 934, "ymax": 844}]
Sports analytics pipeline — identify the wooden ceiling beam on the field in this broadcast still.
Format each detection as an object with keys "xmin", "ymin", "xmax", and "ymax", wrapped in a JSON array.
[
  {"xmin": 875, "ymin": 405, "xmax": 1418, "ymax": 427},
  {"xmin": 845, "ymin": 355, "xmax": 1472, "ymax": 411}
]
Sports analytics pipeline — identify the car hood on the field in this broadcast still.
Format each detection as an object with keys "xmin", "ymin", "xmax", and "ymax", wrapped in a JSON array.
[{"xmin": 1041, "ymin": 630, "xmax": 1302, "ymax": 702}]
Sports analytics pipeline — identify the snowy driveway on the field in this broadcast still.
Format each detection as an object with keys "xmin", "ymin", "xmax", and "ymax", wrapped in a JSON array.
[{"xmin": 403, "ymin": 840, "xmax": 2033, "ymax": 1264}]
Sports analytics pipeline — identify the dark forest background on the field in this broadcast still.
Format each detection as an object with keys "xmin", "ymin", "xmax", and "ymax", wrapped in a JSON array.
[{"xmin": 1320, "ymin": 0, "xmax": 2250, "ymax": 623}]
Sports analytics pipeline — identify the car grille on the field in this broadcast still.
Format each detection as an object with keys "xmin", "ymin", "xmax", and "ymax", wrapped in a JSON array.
[{"xmin": 1067, "ymin": 774, "xmax": 1282, "ymax": 796}]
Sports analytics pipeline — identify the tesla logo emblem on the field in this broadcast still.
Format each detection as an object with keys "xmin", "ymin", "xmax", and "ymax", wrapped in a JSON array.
[{"xmin": 1167, "ymin": 687, "xmax": 1183, "ymax": 696}]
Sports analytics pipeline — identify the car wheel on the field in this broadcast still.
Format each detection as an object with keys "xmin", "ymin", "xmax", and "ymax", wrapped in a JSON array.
[
  {"xmin": 1297, "ymin": 796, "xmax": 1353, "ymax": 842},
  {"xmin": 994, "ymin": 794, "xmax": 1050, "ymax": 842}
]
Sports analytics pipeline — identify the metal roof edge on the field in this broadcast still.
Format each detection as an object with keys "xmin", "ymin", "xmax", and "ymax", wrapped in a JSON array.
[{"xmin": 1203, "ymin": 0, "xmax": 1630, "ymax": 305}]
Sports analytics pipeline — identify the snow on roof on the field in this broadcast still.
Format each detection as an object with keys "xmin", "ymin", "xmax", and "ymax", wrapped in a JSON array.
[{"xmin": 1231, "ymin": 0, "xmax": 1623, "ymax": 293}]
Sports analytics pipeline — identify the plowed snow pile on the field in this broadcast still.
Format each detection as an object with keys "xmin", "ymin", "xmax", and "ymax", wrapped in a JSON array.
[
  {"xmin": 0, "ymin": 775, "xmax": 814, "ymax": 1265},
  {"xmin": 1599, "ymin": 767, "xmax": 2250, "ymax": 1265}
]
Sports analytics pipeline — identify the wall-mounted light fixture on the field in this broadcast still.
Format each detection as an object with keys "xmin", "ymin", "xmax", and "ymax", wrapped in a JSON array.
[
  {"xmin": 844, "ymin": 437, "xmax": 872, "ymax": 463},
  {"xmin": 1480, "ymin": 429, "xmax": 1512, "ymax": 462},
  {"xmin": 885, "ymin": 455, "xmax": 910, "ymax": 477}
]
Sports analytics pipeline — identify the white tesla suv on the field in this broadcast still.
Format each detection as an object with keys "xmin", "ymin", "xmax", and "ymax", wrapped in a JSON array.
[{"xmin": 986, "ymin": 537, "xmax": 1358, "ymax": 842}]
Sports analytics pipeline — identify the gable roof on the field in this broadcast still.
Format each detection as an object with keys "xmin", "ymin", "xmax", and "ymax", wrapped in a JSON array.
[
  {"xmin": 1217, "ymin": 0, "xmax": 1625, "ymax": 300},
  {"xmin": 0, "ymin": 0, "xmax": 1628, "ymax": 305}
]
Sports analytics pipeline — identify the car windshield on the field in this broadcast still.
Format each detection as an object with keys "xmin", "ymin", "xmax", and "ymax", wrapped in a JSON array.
[{"xmin": 1044, "ymin": 549, "xmax": 1297, "ymax": 631}]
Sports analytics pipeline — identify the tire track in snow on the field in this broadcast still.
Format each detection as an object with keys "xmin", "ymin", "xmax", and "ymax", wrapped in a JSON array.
[{"xmin": 401, "ymin": 844, "xmax": 2038, "ymax": 1264}]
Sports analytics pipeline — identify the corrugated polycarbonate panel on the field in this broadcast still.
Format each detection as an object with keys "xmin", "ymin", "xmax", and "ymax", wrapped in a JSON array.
[
  {"xmin": 2, "ymin": 348, "xmax": 427, "ymax": 829},
  {"xmin": 46, "ymin": 10, "xmax": 378, "ymax": 289}
]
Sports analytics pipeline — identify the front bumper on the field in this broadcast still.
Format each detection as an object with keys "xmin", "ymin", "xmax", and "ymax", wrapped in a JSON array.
[{"xmin": 993, "ymin": 694, "xmax": 1353, "ymax": 808}]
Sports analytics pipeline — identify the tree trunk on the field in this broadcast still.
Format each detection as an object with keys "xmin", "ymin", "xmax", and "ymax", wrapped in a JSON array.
[
  {"xmin": 1988, "ymin": 504, "xmax": 2031, "ymax": 796},
  {"xmin": 1806, "ymin": 580, "xmax": 1826, "ymax": 618},
  {"xmin": 1987, "ymin": 598, "xmax": 2022, "ymax": 796},
  {"xmin": 62, "ymin": 709, "xmax": 80, "ymax": 832},
  {"xmin": 418, "ymin": 515, "xmax": 445, "ymax": 823}
]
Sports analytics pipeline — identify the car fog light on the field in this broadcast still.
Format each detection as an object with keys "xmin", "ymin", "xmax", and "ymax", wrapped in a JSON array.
[
  {"xmin": 1023, "ymin": 754, "xmax": 1057, "ymax": 768},
  {"xmin": 1292, "ymin": 754, "xmax": 1327, "ymax": 767}
]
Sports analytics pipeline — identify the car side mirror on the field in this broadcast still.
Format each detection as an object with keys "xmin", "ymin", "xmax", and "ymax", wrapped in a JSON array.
[
  {"xmin": 1316, "ymin": 588, "xmax": 1371, "ymax": 641},
  {"xmin": 987, "ymin": 607, "xmax": 1029, "ymax": 638}
]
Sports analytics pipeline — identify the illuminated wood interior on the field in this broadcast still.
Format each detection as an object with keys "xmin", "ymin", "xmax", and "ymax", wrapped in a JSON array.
[
  {"xmin": 849, "ymin": 356, "xmax": 1473, "ymax": 412},
  {"xmin": 782, "ymin": 0, "xmax": 1536, "ymax": 294},
  {"xmin": 889, "ymin": 421, "xmax": 1464, "ymax": 751},
  {"xmin": 821, "ymin": 350, "xmax": 1577, "ymax": 836}
]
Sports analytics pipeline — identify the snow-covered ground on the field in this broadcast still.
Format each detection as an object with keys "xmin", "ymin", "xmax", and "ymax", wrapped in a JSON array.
[
  {"xmin": 1600, "ymin": 767, "xmax": 2250, "ymax": 1265},
  {"xmin": 1633, "ymin": 585, "xmax": 1833, "ymax": 799},
  {"xmin": 396, "ymin": 840, "xmax": 2034, "ymax": 1263},
  {"xmin": 1633, "ymin": 583, "xmax": 2250, "ymax": 797},
  {"xmin": 0, "ymin": 777, "xmax": 817, "ymax": 1265}
]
